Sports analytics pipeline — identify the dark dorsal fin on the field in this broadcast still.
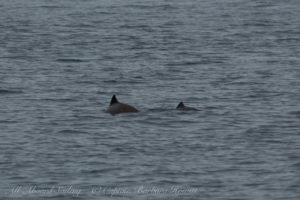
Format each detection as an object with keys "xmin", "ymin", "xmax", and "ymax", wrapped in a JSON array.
[
  {"xmin": 110, "ymin": 95, "xmax": 119, "ymax": 106},
  {"xmin": 177, "ymin": 102, "xmax": 184, "ymax": 108}
]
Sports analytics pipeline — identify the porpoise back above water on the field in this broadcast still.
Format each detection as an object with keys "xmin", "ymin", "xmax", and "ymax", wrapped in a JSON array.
[
  {"xmin": 176, "ymin": 102, "xmax": 198, "ymax": 111},
  {"xmin": 105, "ymin": 95, "xmax": 138, "ymax": 115}
]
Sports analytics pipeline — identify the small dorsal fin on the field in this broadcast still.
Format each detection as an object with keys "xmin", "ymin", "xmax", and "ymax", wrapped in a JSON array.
[
  {"xmin": 177, "ymin": 102, "xmax": 184, "ymax": 108},
  {"xmin": 110, "ymin": 95, "xmax": 118, "ymax": 105}
]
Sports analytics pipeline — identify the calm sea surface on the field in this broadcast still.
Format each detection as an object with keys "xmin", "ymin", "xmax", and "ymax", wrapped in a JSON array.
[{"xmin": 1, "ymin": 0, "xmax": 300, "ymax": 199}]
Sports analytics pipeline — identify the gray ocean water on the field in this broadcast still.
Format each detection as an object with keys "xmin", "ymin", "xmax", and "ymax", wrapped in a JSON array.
[{"xmin": 1, "ymin": 0, "xmax": 300, "ymax": 199}]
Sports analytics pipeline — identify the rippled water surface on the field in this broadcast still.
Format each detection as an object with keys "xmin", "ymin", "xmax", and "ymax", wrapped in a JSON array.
[{"xmin": 1, "ymin": 0, "xmax": 300, "ymax": 199}]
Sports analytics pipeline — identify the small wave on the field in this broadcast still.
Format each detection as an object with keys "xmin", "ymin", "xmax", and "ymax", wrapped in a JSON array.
[
  {"xmin": 0, "ymin": 120, "xmax": 18, "ymax": 123},
  {"xmin": 40, "ymin": 5, "xmax": 65, "ymax": 9},
  {"xmin": 75, "ymin": 80, "xmax": 95, "ymax": 84},
  {"xmin": 112, "ymin": 147, "xmax": 127, "ymax": 153},
  {"xmin": 289, "ymin": 111, "xmax": 300, "ymax": 118},
  {"xmin": 56, "ymin": 58, "xmax": 86, "ymax": 63},
  {"xmin": 166, "ymin": 59, "xmax": 224, "ymax": 66},
  {"xmin": 242, "ymin": 22, "xmax": 273, "ymax": 27},
  {"xmin": 41, "ymin": 98, "xmax": 76, "ymax": 102},
  {"xmin": 103, "ymin": 80, "xmax": 118, "ymax": 83},
  {"xmin": 81, "ymin": 167, "xmax": 122, "ymax": 174},
  {"xmin": 0, "ymin": 89, "xmax": 23, "ymax": 95},
  {"xmin": 57, "ymin": 129, "xmax": 86, "ymax": 134},
  {"xmin": 73, "ymin": 114, "xmax": 99, "ymax": 119},
  {"xmin": 291, "ymin": 162, "xmax": 300, "ymax": 169},
  {"xmin": 155, "ymin": 179, "xmax": 180, "ymax": 185},
  {"xmin": 146, "ymin": 108, "xmax": 171, "ymax": 112},
  {"xmin": 124, "ymin": 4, "xmax": 177, "ymax": 10}
]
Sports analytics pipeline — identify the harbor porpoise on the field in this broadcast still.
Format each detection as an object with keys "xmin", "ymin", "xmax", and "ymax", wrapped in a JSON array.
[
  {"xmin": 176, "ymin": 102, "xmax": 198, "ymax": 111},
  {"xmin": 105, "ymin": 95, "xmax": 138, "ymax": 115}
]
